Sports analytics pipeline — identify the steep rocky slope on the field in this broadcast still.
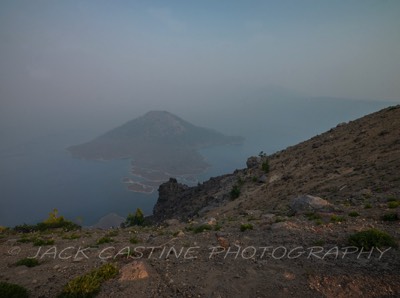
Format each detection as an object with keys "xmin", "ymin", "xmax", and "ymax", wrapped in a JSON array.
[{"xmin": 153, "ymin": 105, "xmax": 400, "ymax": 222}]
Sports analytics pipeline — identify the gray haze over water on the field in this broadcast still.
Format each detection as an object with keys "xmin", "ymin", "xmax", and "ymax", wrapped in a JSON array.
[{"xmin": 0, "ymin": 1, "xmax": 399, "ymax": 226}]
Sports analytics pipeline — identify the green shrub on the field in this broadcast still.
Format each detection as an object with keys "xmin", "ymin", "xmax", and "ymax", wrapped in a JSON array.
[
  {"xmin": 388, "ymin": 201, "xmax": 400, "ymax": 209},
  {"xmin": 36, "ymin": 220, "xmax": 80, "ymax": 232},
  {"xmin": 348, "ymin": 229, "xmax": 397, "ymax": 250},
  {"xmin": 330, "ymin": 215, "xmax": 345, "ymax": 223},
  {"xmin": 214, "ymin": 223, "xmax": 222, "ymax": 231},
  {"xmin": 39, "ymin": 209, "xmax": 81, "ymax": 231},
  {"xmin": 305, "ymin": 212, "xmax": 321, "ymax": 221},
  {"xmin": 193, "ymin": 224, "xmax": 212, "ymax": 234},
  {"xmin": 125, "ymin": 208, "xmax": 145, "ymax": 227},
  {"xmin": 261, "ymin": 160, "xmax": 270, "ymax": 173},
  {"xmin": 33, "ymin": 238, "xmax": 55, "ymax": 246},
  {"xmin": 13, "ymin": 210, "xmax": 80, "ymax": 233},
  {"xmin": 0, "ymin": 282, "xmax": 29, "ymax": 298},
  {"xmin": 348, "ymin": 211, "xmax": 360, "ymax": 217},
  {"xmin": 387, "ymin": 196, "xmax": 397, "ymax": 202},
  {"xmin": 364, "ymin": 203, "xmax": 372, "ymax": 209},
  {"xmin": 106, "ymin": 230, "xmax": 119, "ymax": 237},
  {"xmin": 129, "ymin": 236, "xmax": 140, "ymax": 244},
  {"xmin": 382, "ymin": 213, "xmax": 399, "ymax": 222},
  {"xmin": 17, "ymin": 236, "xmax": 35, "ymax": 243},
  {"xmin": 240, "ymin": 223, "xmax": 253, "ymax": 232},
  {"xmin": 14, "ymin": 223, "xmax": 37, "ymax": 233},
  {"xmin": 237, "ymin": 177, "xmax": 245, "ymax": 186},
  {"xmin": 62, "ymin": 233, "xmax": 81, "ymax": 240},
  {"xmin": 59, "ymin": 263, "xmax": 118, "ymax": 297},
  {"xmin": 16, "ymin": 257, "xmax": 40, "ymax": 267},
  {"xmin": 230, "ymin": 185, "xmax": 241, "ymax": 200},
  {"xmin": 96, "ymin": 236, "xmax": 114, "ymax": 245},
  {"xmin": 274, "ymin": 217, "xmax": 286, "ymax": 223},
  {"xmin": 314, "ymin": 219, "xmax": 323, "ymax": 225}
]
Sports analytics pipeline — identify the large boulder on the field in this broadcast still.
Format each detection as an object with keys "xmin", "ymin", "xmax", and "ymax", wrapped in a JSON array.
[
  {"xmin": 290, "ymin": 195, "xmax": 333, "ymax": 214},
  {"xmin": 246, "ymin": 156, "xmax": 260, "ymax": 168}
]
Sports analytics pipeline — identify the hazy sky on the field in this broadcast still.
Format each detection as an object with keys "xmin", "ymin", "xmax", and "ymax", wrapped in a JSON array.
[{"xmin": 1, "ymin": 0, "xmax": 399, "ymax": 143}]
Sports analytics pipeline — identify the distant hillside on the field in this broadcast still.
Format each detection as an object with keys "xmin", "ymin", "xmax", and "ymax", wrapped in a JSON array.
[{"xmin": 67, "ymin": 111, "xmax": 243, "ymax": 192}]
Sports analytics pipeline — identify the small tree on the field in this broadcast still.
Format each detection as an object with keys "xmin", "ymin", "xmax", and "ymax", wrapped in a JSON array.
[
  {"xmin": 126, "ymin": 208, "xmax": 145, "ymax": 226},
  {"xmin": 261, "ymin": 160, "xmax": 270, "ymax": 173},
  {"xmin": 44, "ymin": 208, "xmax": 64, "ymax": 224},
  {"xmin": 230, "ymin": 185, "xmax": 241, "ymax": 200}
]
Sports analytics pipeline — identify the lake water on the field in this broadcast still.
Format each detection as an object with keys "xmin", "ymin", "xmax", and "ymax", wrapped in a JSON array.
[
  {"xmin": 0, "ymin": 100, "xmax": 391, "ymax": 227},
  {"xmin": 0, "ymin": 132, "xmax": 250, "ymax": 227}
]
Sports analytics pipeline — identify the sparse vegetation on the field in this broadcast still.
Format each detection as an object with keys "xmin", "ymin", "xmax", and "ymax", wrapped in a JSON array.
[
  {"xmin": 230, "ymin": 185, "xmax": 241, "ymax": 200},
  {"xmin": 97, "ymin": 236, "xmax": 114, "ymax": 245},
  {"xmin": 129, "ymin": 235, "xmax": 140, "ymax": 244},
  {"xmin": 16, "ymin": 257, "xmax": 40, "ymax": 267},
  {"xmin": 348, "ymin": 229, "xmax": 398, "ymax": 250},
  {"xmin": 17, "ymin": 236, "xmax": 35, "ymax": 243},
  {"xmin": 214, "ymin": 223, "xmax": 222, "ymax": 231},
  {"xmin": 0, "ymin": 282, "xmax": 29, "ymax": 298},
  {"xmin": 240, "ymin": 223, "xmax": 253, "ymax": 232},
  {"xmin": 59, "ymin": 263, "xmax": 118, "ymax": 297},
  {"xmin": 364, "ymin": 203, "xmax": 372, "ymax": 209},
  {"xmin": 330, "ymin": 215, "xmax": 345, "ymax": 223},
  {"xmin": 261, "ymin": 160, "xmax": 270, "ymax": 173},
  {"xmin": 274, "ymin": 216, "xmax": 286, "ymax": 223},
  {"xmin": 38, "ymin": 209, "xmax": 81, "ymax": 231},
  {"xmin": 33, "ymin": 238, "xmax": 55, "ymax": 246},
  {"xmin": 388, "ymin": 201, "xmax": 400, "ymax": 209},
  {"xmin": 387, "ymin": 196, "xmax": 397, "ymax": 202},
  {"xmin": 305, "ymin": 212, "xmax": 321, "ymax": 221},
  {"xmin": 125, "ymin": 208, "xmax": 145, "ymax": 227},
  {"xmin": 381, "ymin": 212, "xmax": 399, "ymax": 222},
  {"xmin": 106, "ymin": 230, "xmax": 119, "ymax": 237},
  {"xmin": 62, "ymin": 233, "xmax": 81, "ymax": 240},
  {"xmin": 314, "ymin": 219, "xmax": 323, "ymax": 225},
  {"xmin": 13, "ymin": 209, "xmax": 80, "ymax": 233},
  {"xmin": 348, "ymin": 211, "xmax": 360, "ymax": 217},
  {"xmin": 193, "ymin": 224, "xmax": 212, "ymax": 234}
]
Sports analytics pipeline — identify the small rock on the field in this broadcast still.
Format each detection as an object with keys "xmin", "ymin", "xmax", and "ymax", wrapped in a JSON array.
[
  {"xmin": 205, "ymin": 217, "xmax": 217, "ymax": 226},
  {"xmin": 290, "ymin": 195, "xmax": 333, "ymax": 214},
  {"xmin": 165, "ymin": 219, "xmax": 180, "ymax": 226},
  {"xmin": 247, "ymin": 209, "xmax": 262, "ymax": 216},
  {"xmin": 269, "ymin": 174, "xmax": 281, "ymax": 183},
  {"xmin": 258, "ymin": 175, "xmax": 267, "ymax": 183},
  {"xmin": 119, "ymin": 261, "xmax": 149, "ymax": 281},
  {"xmin": 271, "ymin": 222, "xmax": 288, "ymax": 231},
  {"xmin": 177, "ymin": 231, "xmax": 185, "ymax": 237},
  {"xmin": 215, "ymin": 233, "xmax": 229, "ymax": 249},
  {"xmin": 261, "ymin": 214, "xmax": 276, "ymax": 224}
]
